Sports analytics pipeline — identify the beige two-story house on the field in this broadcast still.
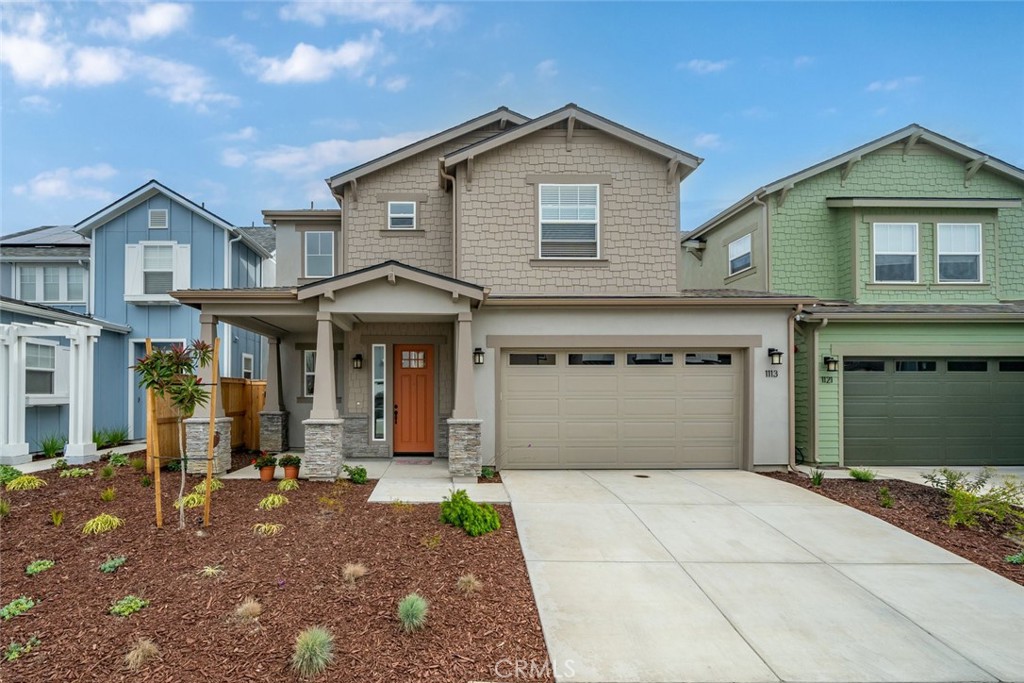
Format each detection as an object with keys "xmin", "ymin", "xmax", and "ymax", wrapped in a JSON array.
[{"xmin": 174, "ymin": 105, "xmax": 811, "ymax": 479}]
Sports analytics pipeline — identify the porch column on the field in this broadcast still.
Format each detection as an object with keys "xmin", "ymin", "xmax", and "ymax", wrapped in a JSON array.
[
  {"xmin": 185, "ymin": 312, "xmax": 231, "ymax": 474},
  {"xmin": 303, "ymin": 311, "xmax": 344, "ymax": 480},
  {"xmin": 447, "ymin": 311, "xmax": 482, "ymax": 480},
  {"xmin": 0, "ymin": 327, "xmax": 30, "ymax": 465},
  {"xmin": 259, "ymin": 336, "xmax": 289, "ymax": 452},
  {"xmin": 64, "ymin": 325, "xmax": 100, "ymax": 464}
]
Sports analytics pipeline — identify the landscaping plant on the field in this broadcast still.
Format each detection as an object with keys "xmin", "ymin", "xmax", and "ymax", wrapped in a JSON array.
[
  {"xmin": 3, "ymin": 635, "xmax": 40, "ymax": 662},
  {"xmin": 291, "ymin": 626, "xmax": 334, "ymax": 677},
  {"xmin": 878, "ymin": 486, "xmax": 894, "ymax": 509},
  {"xmin": 440, "ymin": 489, "xmax": 501, "ymax": 537},
  {"xmin": 134, "ymin": 339, "xmax": 214, "ymax": 529},
  {"xmin": 480, "ymin": 466, "xmax": 497, "ymax": 479},
  {"xmin": 342, "ymin": 464, "xmax": 368, "ymax": 484},
  {"xmin": 1005, "ymin": 551, "xmax": 1024, "ymax": 565},
  {"xmin": 198, "ymin": 565, "xmax": 223, "ymax": 578},
  {"xmin": 1, "ymin": 597, "xmax": 36, "ymax": 620},
  {"xmin": 51, "ymin": 458, "xmax": 68, "ymax": 471},
  {"xmin": 809, "ymin": 469, "xmax": 825, "ymax": 487},
  {"xmin": 124, "ymin": 638, "xmax": 159, "ymax": 671},
  {"xmin": 82, "ymin": 513, "xmax": 124, "ymax": 534},
  {"xmin": 5, "ymin": 474, "xmax": 47, "ymax": 491},
  {"xmin": 922, "ymin": 467, "xmax": 994, "ymax": 494},
  {"xmin": 59, "ymin": 467, "xmax": 92, "ymax": 478},
  {"xmin": 109, "ymin": 595, "xmax": 149, "ymax": 617},
  {"xmin": 258, "ymin": 493, "xmax": 289, "ymax": 510},
  {"xmin": 277, "ymin": 478, "xmax": 299, "ymax": 492},
  {"xmin": 50, "ymin": 510, "xmax": 64, "ymax": 527},
  {"xmin": 99, "ymin": 464, "xmax": 115, "ymax": 480},
  {"xmin": 0, "ymin": 465, "xmax": 22, "ymax": 487},
  {"xmin": 421, "ymin": 533, "xmax": 442, "ymax": 550},
  {"xmin": 341, "ymin": 563, "xmax": 367, "ymax": 586},
  {"xmin": 108, "ymin": 453, "xmax": 129, "ymax": 467},
  {"xmin": 174, "ymin": 491, "xmax": 206, "ymax": 510},
  {"xmin": 100, "ymin": 487, "xmax": 116, "ymax": 502},
  {"xmin": 25, "ymin": 560, "xmax": 54, "ymax": 576},
  {"xmin": 252, "ymin": 522, "xmax": 283, "ymax": 537},
  {"xmin": 397, "ymin": 593, "xmax": 429, "ymax": 633},
  {"xmin": 99, "ymin": 556, "xmax": 127, "ymax": 573},
  {"xmin": 130, "ymin": 457, "xmax": 147, "ymax": 472},
  {"xmin": 140, "ymin": 475, "xmax": 152, "ymax": 488},
  {"xmin": 848, "ymin": 468, "xmax": 877, "ymax": 482},
  {"xmin": 40, "ymin": 434, "xmax": 66, "ymax": 459},
  {"xmin": 0, "ymin": 498, "xmax": 10, "ymax": 519},
  {"xmin": 456, "ymin": 573, "xmax": 482, "ymax": 596},
  {"xmin": 946, "ymin": 481, "xmax": 1024, "ymax": 530},
  {"xmin": 234, "ymin": 597, "xmax": 263, "ymax": 622}
]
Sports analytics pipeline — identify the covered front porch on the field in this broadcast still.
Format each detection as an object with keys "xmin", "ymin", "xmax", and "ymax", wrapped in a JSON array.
[{"xmin": 173, "ymin": 261, "xmax": 487, "ymax": 479}]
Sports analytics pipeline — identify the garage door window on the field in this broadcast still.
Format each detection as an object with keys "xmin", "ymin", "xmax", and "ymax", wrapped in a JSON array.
[
  {"xmin": 568, "ymin": 353, "xmax": 615, "ymax": 366},
  {"xmin": 844, "ymin": 359, "xmax": 885, "ymax": 372},
  {"xmin": 896, "ymin": 360, "xmax": 936, "ymax": 372},
  {"xmin": 873, "ymin": 223, "xmax": 918, "ymax": 283},
  {"xmin": 627, "ymin": 353, "xmax": 674, "ymax": 366},
  {"xmin": 685, "ymin": 353, "xmax": 732, "ymax": 365},
  {"xmin": 509, "ymin": 353, "xmax": 556, "ymax": 366},
  {"xmin": 948, "ymin": 360, "xmax": 987, "ymax": 372},
  {"xmin": 999, "ymin": 360, "xmax": 1024, "ymax": 372}
]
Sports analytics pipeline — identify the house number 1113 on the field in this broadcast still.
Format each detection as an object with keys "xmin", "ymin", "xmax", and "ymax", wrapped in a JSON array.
[{"xmin": 764, "ymin": 369, "xmax": 779, "ymax": 378}]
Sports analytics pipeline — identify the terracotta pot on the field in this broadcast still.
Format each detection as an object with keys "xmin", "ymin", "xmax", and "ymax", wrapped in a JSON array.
[
  {"xmin": 259, "ymin": 466, "xmax": 276, "ymax": 482},
  {"xmin": 283, "ymin": 465, "xmax": 300, "ymax": 480}
]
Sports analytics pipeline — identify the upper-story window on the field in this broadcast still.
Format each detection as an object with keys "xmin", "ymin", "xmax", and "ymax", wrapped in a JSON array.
[
  {"xmin": 388, "ymin": 202, "xmax": 416, "ymax": 230},
  {"xmin": 937, "ymin": 223, "xmax": 982, "ymax": 283},
  {"xmin": 873, "ymin": 223, "xmax": 918, "ymax": 283},
  {"xmin": 124, "ymin": 242, "xmax": 189, "ymax": 302},
  {"xmin": 727, "ymin": 234, "xmax": 752, "ymax": 276},
  {"xmin": 305, "ymin": 231, "xmax": 334, "ymax": 278},
  {"xmin": 539, "ymin": 184, "xmax": 599, "ymax": 258},
  {"xmin": 143, "ymin": 245, "xmax": 174, "ymax": 295},
  {"xmin": 16, "ymin": 265, "xmax": 87, "ymax": 303}
]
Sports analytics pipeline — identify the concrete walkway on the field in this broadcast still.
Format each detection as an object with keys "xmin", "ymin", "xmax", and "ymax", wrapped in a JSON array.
[{"xmin": 504, "ymin": 470, "xmax": 1024, "ymax": 683}]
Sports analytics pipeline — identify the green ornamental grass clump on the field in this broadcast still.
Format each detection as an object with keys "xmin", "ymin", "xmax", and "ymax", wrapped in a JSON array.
[
  {"xmin": 99, "ymin": 465, "xmax": 115, "ymax": 480},
  {"xmin": 397, "ymin": 593, "xmax": 429, "ymax": 633},
  {"xmin": 809, "ymin": 469, "xmax": 825, "ymax": 487},
  {"xmin": 50, "ymin": 510, "xmax": 64, "ymax": 527},
  {"xmin": 1, "ymin": 597, "xmax": 36, "ymax": 620},
  {"xmin": 83, "ymin": 513, "xmax": 124, "ymax": 535},
  {"xmin": 25, "ymin": 560, "xmax": 55, "ymax": 576},
  {"xmin": 109, "ymin": 595, "xmax": 149, "ymax": 617},
  {"xmin": 258, "ymin": 493, "xmax": 289, "ymax": 510},
  {"xmin": 130, "ymin": 457, "xmax": 147, "ymax": 472},
  {"xmin": 878, "ymin": 486, "xmax": 895, "ymax": 509},
  {"xmin": 291, "ymin": 626, "xmax": 335, "ymax": 677},
  {"xmin": 277, "ymin": 479, "xmax": 299, "ymax": 492},
  {"xmin": 100, "ymin": 487, "xmax": 116, "ymax": 502},
  {"xmin": 40, "ymin": 434, "xmax": 66, "ymax": 459},
  {"xmin": 5, "ymin": 475, "xmax": 47, "ymax": 491},
  {"xmin": 848, "ymin": 468, "xmax": 877, "ymax": 482},
  {"xmin": 440, "ymin": 489, "xmax": 501, "ymax": 537},
  {"xmin": 0, "ymin": 498, "xmax": 10, "ymax": 519}
]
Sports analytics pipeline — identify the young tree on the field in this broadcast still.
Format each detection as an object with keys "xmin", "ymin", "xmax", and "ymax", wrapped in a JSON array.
[{"xmin": 134, "ymin": 340, "xmax": 213, "ymax": 530}]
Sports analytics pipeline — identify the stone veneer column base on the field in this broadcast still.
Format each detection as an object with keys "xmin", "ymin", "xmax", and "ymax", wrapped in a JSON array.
[
  {"xmin": 184, "ymin": 417, "xmax": 233, "ymax": 475},
  {"xmin": 64, "ymin": 442, "xmax": 99, "ymax": 466},
  {"xmin": 447, "ymin": 418, "xmax": 482, "ymax": 478},
  {"xmin": 302, "ymin": 418, "xmax": 344, "ymax": 480},
  {"xmin": 259, "ymin": 411, "xmax": 289, "ymax": 452}
]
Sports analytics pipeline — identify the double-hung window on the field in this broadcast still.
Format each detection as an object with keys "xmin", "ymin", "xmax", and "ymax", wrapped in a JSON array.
[
  {"xmin": 387, "ymin": 202, "xmax": 416, "ymax": 230},
  {"xmin": 305, "ymin": 231, "xmax": 334, "ymax": 278},
  {"xmin": 539, "ymin": 184, "xmax": 599, "ymax": 258},
  {"xmin": 16, "ymin": 265, "xmax": 88, "ymax": 303},
  {"xmin": 728, "ymin": 234, "xmax": 752, "ymax": 275},
  {"xmin": 142, "ymin": 245, "xmax": 174, "ymax": 295},
  {"xmin": 25, "ymin": 343, "xmax": 56, "ymax": 395},
  {"xmin": 303, "ymin": 350, "xmax": 316, "ymax": 397},
  {"xmin": 937, "ymin": 223, "xmax": 982, "ymax": 283},
  {"xmin": 124, "ymin": 242, "xmax": 189, "ymax": 303},
  {"xmin": 873, "ymin": 223, "xmax": 918, "ymax": 283},
  {"xmin": 241, "ymin": 353, "xmax": 254, "ymax": 380}
]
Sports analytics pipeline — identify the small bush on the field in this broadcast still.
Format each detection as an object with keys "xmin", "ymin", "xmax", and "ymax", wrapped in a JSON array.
[
  {"xmin": 3, "ymin": 635, "xmax": 40, "ymax": 662},
  {"xmin": 109, "ymin": 595, "xmax": 148, "ymax": 617},
  {"xmin": 480, "ymin": 466, "xmax": 496, "ymax": 479},
  {"xmin": 277, "ymin": 479, "xmax": 299, "ymax": 492},
  {"xmin": 440, "ymin": 489, "xmax": 501, "ymax": 537},
  {"xmin": 923, "ymin": 467, "xmax": 994, "ymax": 495},
  {"xmin": 83, "ymin": 513, "xmax": 124, "ymax": 535},
  {"xmin": 291, "ymin": 626, "xmax": 334, "ymax": 677},
  {"xmin": 50, "ymin": 510, "xmax": 64, "ymax": 527},
  {"xmin": 252, "ymin": 522, "xmax": 283, "ymax": 537},
  {"xmin": 397, "ymin": 593, "xmax": 428, "ymax": 633},
  {"xmin": 420, "ymin": 533, "xmax": 442, "ymax": 550},
  {"xmin": 130, "ymin": 457, "xmax": 147, "ymax": 472},
  {"xmin": 0, "ymin": 498, "xmax": 10, "ymax": 519},
  {"xmin": 99, "ymin": 464, "xmax": 115, "ymax": 480},
  {"xmin": 810, "ymin": 469, "xmax": 825, "ymax": 487},
  {"xmin": 947, "ymin": 482, "xmax": 1024, "ymax": 530},
  {"xmin": 848, "ymin": 468, "xmax": 876, "ymax": 482},
  {"xmin": 51, "ymin": 458, "xmax": 68, "ymax": 471},
  {"xmin": 6, "ymin": 475, "xmax": 47, "ymax": 491},
  {"xmin": 456, "ymin": 573, "xmax": 481, "ymax": 596},
  {"xmin": 60, "ymin": 467, "xmax": 92, "ymax": 478},
  {"xmin": 100, "ymin": 487, "xmax": 116, "ymax": 503},
  {"xmin": 165, "ymin": 459, "xmax": 182, "ymax": 472},
  {"xmin": 198, "ymin": 565, "xmax": 223, "ymax": 578},
  {"xmin": 878, "ymin": 486, "xmax": 894, "ymax": 509},
  {"xmin": 234, "ymin": 597, "xmax": 263, "ymax": 621},
  {"xmin": 124, "ymin": 638, "xmax": 159, "ymax": 671},
  {"xmin": 40, "ymin": 434, "xmax": 66, "ymax": 459},
  {"xmin": 193, "ymin": 478, "xmax": 224, "ymax": 494},
  {"xmin": 341, "ymin": 563, "xmax": 367, "ymax": 585},
  {"xmin": 342, "ymin": 464, "xmax": 368, "ymax": 485},
  {"xmin": 1, "ymin": 596, "xmax": 36, "ymax": 620},
  {"xmin": 0, "ymin": 465, "xmax": 22, "ymax": 487},
  {"xmin": 1005, "ymin": 551, "xmax": 1024, "ymax": 565},
  {"xmin": 140, "ymin": 475, "xmax": 152, "ymax": 488},
  {"xmin": 99, "ymin": 556, "xmax": 126, "ymax": 573},
  {"xmin": 108, "ymin": 453, "xmax": 129, "ymax": 467},
  {"xmin": 174, "ymin": 491, "xmax": 206, "ymax": 510},
  {"xmin": 25, "ymin": 560, "xmax": 54, "ymax": 576},
  {"xmin": 258, "ymin": 493, "xmax": 289, "ymax": 510}
]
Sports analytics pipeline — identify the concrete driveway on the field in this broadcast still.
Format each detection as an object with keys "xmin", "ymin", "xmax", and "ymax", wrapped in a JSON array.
[{"xmin": 503, "ymin": 470, "xmax": 1024, "ymax": 683}]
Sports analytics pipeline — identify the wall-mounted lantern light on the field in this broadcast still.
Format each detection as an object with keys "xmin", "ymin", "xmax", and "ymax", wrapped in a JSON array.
[
  {"xmin": 768, "ymin": 348, "xmax": 784, "ymax": 365},
  {"xmin": 823, "ymin": 356, "xmax": 839, "ymax": 372},
  {"xmin": 473, "ymin": 348, "xmax": 485, "ymax": 365},
  {"xmin": 352, "ymin": 354, "xmax": 363, "ymax": 370}
]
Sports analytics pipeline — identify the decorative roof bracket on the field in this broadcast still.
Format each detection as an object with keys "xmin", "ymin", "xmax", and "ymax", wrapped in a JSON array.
[
  {"xmin": 778, "ymin": 183, "xmax": 794, "ymax": 208},
  {"xmin": 566, "ymin": 114, "xmax": 576, "ymax": 151},
  {"xmin": 903, "ymin": 132, "xmax": 923, "ymax": 159},
  {"xmin": 965, "ymin": 156, "xmax": 988, "ymax": 187},
  {"xmin": 840, "ymin": 155, "xmax": 862, "ymax": 185}
]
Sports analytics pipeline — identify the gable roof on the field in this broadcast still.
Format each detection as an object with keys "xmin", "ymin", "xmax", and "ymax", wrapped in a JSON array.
[
  {"xmin": 296, "ymin": 260, "xmax": 485, "ymax": 302},
  {"xmin": 2, "ymin": 225, "xmax": 89, "ymax": 246},
  {"xmin": 689, "ymin": 124, "xmax": 1024, "ymax": 240},
  {"xmin": 0, "ymin": 295, "xmax": 131, "ymax": 333},
  {"xmin": 327, "ymin": 106, "xmax": 529, "ymax": 190},
  {"xmin": 73, "ymin": 180, "xmax": 273, "ymax": 258},
  {"xmin": 443, "ymin": 103, "xmax": 702, "ymax": 178},
  {"xmin": 237, "ymin": 227, "xmax": 277, "ymax": 254}
]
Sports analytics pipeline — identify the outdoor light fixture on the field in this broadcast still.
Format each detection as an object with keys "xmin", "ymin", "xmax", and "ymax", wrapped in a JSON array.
[
  {"xmin": 768, "ymin": 348, "xmax": 784, "ymax": 365},
  {"xmin": 352, "ymin": 354, "xmax": 363, "ymax": 370},
  {"xmin": 823, "ymin": 356, "xmax": 839, "ymax": 372},
  {"xmin": 473, "ymin": 348, "xmax": 485, "ymax": 365}
]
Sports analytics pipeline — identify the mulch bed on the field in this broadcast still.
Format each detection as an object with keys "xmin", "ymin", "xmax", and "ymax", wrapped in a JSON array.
[
  {"xmin": 1, "ymin": 464, "xmax": 552, "ymax": 682},
  {"xmin": 763, "ymin": 473, "xmax": 1024, "ymax": 586}
]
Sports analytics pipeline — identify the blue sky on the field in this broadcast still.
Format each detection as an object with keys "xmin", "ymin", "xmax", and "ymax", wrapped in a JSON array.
[{"xmin": 3, "ymin": 1, "xmax": 1023, "ymax": 236}]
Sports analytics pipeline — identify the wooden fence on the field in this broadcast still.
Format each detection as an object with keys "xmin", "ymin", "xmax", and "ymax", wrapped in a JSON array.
[{"xmin": 150, "ymin": 379, "xmax": 266, "ymax": 462}]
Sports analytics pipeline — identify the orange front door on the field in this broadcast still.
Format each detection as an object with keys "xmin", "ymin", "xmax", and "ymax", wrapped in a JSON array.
[{"xmin": 393, "ymin": 344, "xmax": 435, "ymax": 453}]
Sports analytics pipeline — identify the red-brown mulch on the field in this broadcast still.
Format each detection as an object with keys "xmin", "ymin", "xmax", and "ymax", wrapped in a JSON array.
[
  {"xmin": 763, "ymin": 473, "xmax": 1024, "ymax": 586},
  {"xmin": 477, "ymin": 472, "xmax": 503, "ymax": 485},
  {"xmin": 0, "ymin": 465, "xmax": 552, "ymax": 682}
]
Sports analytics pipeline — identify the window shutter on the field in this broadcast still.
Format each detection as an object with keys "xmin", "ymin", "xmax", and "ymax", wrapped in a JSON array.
[
  {"xmin": 173, "ymin": 244, "xmax": 191, "ymax": 291},
  {"xmin": 54, "ymin": 346, "xmax": 70, "ymax": 397},
  {"xmin": 124, "ymin": 245, "xmax": 143, "ymax": 297}
]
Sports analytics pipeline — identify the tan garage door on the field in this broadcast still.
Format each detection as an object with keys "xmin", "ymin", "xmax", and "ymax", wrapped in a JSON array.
[{"xmin": 500, "ymin": 350, "xmax": 743, "ymax": 469}]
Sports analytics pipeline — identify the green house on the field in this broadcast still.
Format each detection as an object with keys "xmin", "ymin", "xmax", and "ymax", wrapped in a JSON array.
[{"xmin": 682, "ymin": 125, "xmax": 1024, "ymax": 467}]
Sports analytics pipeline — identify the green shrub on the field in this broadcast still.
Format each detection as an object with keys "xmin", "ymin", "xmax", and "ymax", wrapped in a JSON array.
[
  {"xmin": 1, "ymin": 597, "xmax": 36, "ymax": 620},
  {"xmin": 50, "ymin": 510, "xmax": 64, "ymax": 527},
  {"xmin": 51, "ymin": 458, "xmax": 68, "ymax": 471},
  {"xmin": 109, "ymin": 595, "xmax": 149, "ymax": 617},
  {"xmin": 258, "ymin": 493, "xmax": 288, "ymax": 510},
  {"xmin": 99, "ymin": 465, "xmax": 115, "ymax": 480},
  {"xmin": 878, "ymin": 486, "xmax": 894, "ymax": 509},
  {"xmin": 291, "ymin": 626, "xmax": 334, "ymax": 677},
  {"xmin": 923, "ymin": 467, "xmax": 994, "ymax": 495},
  {"xmin": 40, "ymin": 434, "xmax": 66, "ymax": 458},
  {"xmin": 140, "ymin": 475, "xmax": 152, "ymax": 488},
  {"xmin": 108, "ymin": 453, "xmax": 129, "ymax": 467},
  {"xmin": 59, "ymin": 467, "xmax": 92, "ymax": 478},
  {"xmin": 6, "ymin": 475, "xmax": 46, "ymax": 491},
  {"xmin": 192, "ymin": 478, "xmax": 224, "ymax": 494},
  {"xmin": 480, "ymin": 466, "xmax": 496, "ymax": 479},
  {"xmin": 166, "ymin": 459, "xmax": 182, "ymax": 472},
  {"xmin": 129, "ymin": 457, "xmax": 147, "ymax": 472},
  {"xmin": 174, "ymin": 491, "xmax": 206, "ymax": 510},
  {"xmin": 0, "ymin": 498, "xmax": 10, "ymax": 519},
  {"xmin": 277, "ymin": 478, "xmax": 299, "ymax": 492},
  {"xmin": 440, "ymin": 489, "xmax": 501, "ymax": 537},
  {"xmin": 342, "ymin": 464, "xmax": 368, "ymax": 485},
  {"xmin": 3, "ymin": 635, "xmax": 40, "ymax": 661},
  {"xmin": 83, "ymin": 513, "xmax": 124, "ymax": 534},
  {"xmin": 1005, "ymin": 551, "xmax": 1024, "ymax": 565},
  {"xmin": 848, "ymin": 468, "xmax": 877, "ymax": 482},
  {"xmin": 946, "ymin": 481, "xmax": 1024, "ymax": 530},
  {"xmin": 99, "ymin": 556, "xmax": 126, "ymax": 573},
  {"xmin": 25, "ymin": 560, "xmax": 54, "ymax": 576},
  {"xmin": 397, "ymin": 593, "xmax": 429, "ymax": 633},
  {"xmin": 93, "ymin": 426, "xmax": 130, "ymax": 449},
  {"xmin": 100, "ymin": 487, "xmax": 116, "ymax": 503},
  {"xmin": 0, "ymin": 465, "xmax": 22, "ymax": 487},
  {"xmin": 810, "ymin": 469, "xmax": 825, "ymax": 487}
]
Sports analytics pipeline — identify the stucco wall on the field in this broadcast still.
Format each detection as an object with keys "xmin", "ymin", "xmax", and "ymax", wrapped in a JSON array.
[{"xmin": 680, "ymin": 203, "xmax": 766, "ymax": 290}]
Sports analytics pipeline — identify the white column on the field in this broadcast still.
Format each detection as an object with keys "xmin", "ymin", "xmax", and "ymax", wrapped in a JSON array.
[
  {"xmin": 1, "ymin": 332, "xmax": 30, "ymax": 463},
  {"xmin": 0, "ymin": 330, "xmax": 9, "ymax": 449},
  {"xmin": 310, "ymin": 312, "xmax": 338, "ymax": 420},
  {"xmin": 68, "ymin": 335, "xmax": 81, "ymax": 445},
  {"xmin": 64, "ymin": 325, "xmax": 99, "ymax": 462},
  {"xmin": 264, "ymin": 337, "xmax": 283, "ymax": 413},
  {"xmin": 451, "ymin": 312, "xmax": 478, "ymax": 419}
]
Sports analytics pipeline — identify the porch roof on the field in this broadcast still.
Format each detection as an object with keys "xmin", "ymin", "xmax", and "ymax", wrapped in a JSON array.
[{"xmin": 296, "ymin": 260, "xmax": 486, "ymax": 303}]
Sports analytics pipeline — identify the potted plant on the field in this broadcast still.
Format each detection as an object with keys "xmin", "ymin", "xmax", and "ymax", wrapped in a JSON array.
[
  {"xmin": 252, "ymin": 452, "xmax": 277, "ymax": 482},
  {"xmin": 278, "ymin": 454, "xmax": 301, "ymax": 480}
]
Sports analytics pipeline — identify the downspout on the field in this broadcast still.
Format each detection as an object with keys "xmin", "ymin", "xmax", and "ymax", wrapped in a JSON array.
[
  {"xmin": 439, "ymin": 158, "xmax": 457, "ymax": 278},
  {"xmin": 787, "ymin": 304, "xmax": 804, "ymax": 473},
  {"xmin": 751, "ymin": 191, "xmax": 770, "ymax": 288},
  {"xmin": 224, "ymin": 232, "xmax": 244, "ymax": 377}
]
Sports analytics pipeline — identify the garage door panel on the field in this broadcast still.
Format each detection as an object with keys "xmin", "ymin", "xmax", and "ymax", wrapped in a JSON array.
[
  {"xmin": 680, "ymin": 374, "xmax": 738, "ymax": 393},
  {"xmin": 621, "ymin": 397, "xmax": 676, "ymax": 416},
  {"xmin": 505, "ymin": 421, "xmax": 560, "ymax": 440},
  {"xmin": 564, "ymin": 375, "xmax": 619, "ymax": 394},
  {"xmin": 505, "ymin": 374, "xmax": 560, "ymax": 394},
  {"xmin": 626, "ymin": 446, "xmax": 680, "ymax": 466},
  {"xmin": 505, "ymin": 398, "xmax": 560, "ymax": 417},
  {"xmin": 563, "ymin": 421, "xmax": 618, "ymax": 440},
  {"xmin": 620, "ymin": 421, "xmax": 677, "ymax": 439},
  {"xmin": 563, "ymin": 398, "xmax": 619, "ymax": 417},
  {"xmin": 678, "ymin": 398, "xmax": 735, "ymax": 416},
  {"xmin": 562, "ymin": 445, "xmax": 619, "ymax": 467},
  {"xmin": 679, "ymin": 420, "xmax": 742, "ymax": 439},
  {"xmin": 680, "ymin": 445, "xmax": 739, "ymax": 468},
  {"xmin": 622, "ymin": 375, "xmax": 676, "ymax": 393}
]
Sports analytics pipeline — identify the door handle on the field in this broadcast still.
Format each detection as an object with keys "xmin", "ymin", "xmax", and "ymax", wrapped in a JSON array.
[{"xmin": 393, "ymin": 404, "xmax": 399, "ymax": 425}]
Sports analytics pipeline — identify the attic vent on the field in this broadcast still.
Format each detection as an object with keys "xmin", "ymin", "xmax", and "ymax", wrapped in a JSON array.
[{"xmin": 149, "ymin": 209, "xmax": 169, "ymax": 229}]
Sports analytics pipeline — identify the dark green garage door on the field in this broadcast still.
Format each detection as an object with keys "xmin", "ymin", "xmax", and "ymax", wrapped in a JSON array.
[{"xmin": 844, "ymin": 358, "xmax": 1024, "ymax": 466}]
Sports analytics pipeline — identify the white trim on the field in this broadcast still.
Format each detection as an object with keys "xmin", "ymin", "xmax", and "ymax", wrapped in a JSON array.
[
  {"xmin": 371, "ymin": 343, "xmax": 386, "ymax": 442},
  {"xmin": 871, "ymin": 222, "xmax": 919, "ymax": 284},
  {"xmin": 89, "ymin": 237, "xmax": 95, "ymax": 314},
  {"xmin": 148, "ymin": 208, "xmax": 169, "ymax": 229},
  {"xmin": 241, "ymin": 352, "xmax": 254, "ymax": 380},
  {"xmin": 727, "ymin": 233, "xmax": 753, "ymax": 276},
  {"xmin": 126, "ymin": 337, "xmax": 186, "ymax": 441},
  {"xmin": 387, "ymin": 201, "xmax": 417, "ymax": 230},
  {"xmin": 304, "ymin": 231, "xmax": 335, "ymax": 278},
  {"xmin": 936, "ymin": 222, "xmax": 983, "ymax": 284},
  {"xmin": 24, "ymin": 340, "xmax": 57, "ymax": 396},
  {"xmin": 538, "ymin": 183, "xmax": 601, "ymax": 260},
  {"xmin": 302, "ymin": 349, "xmax": 316, "ymax": 398}
]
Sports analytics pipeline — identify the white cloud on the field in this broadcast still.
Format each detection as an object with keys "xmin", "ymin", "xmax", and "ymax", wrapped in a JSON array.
[
  {"xmin": 793, "ymin": 55, "xmax": 815, "ymax": 68},
  {"xmin": 692, "ymin": 133, "xmax": 722, "ymax": 149},
  {"xmin": 226, "ymin": 33, "xmax": 382, "ymax": 84},
  {"xmin": 88, "ymin": 3, "xmax": 192, "ymax": 41},
  {"xmin": 225, "ymin": 126, "xmax": 258, "ymax": 142},
  {"xmin": 71, "ymin": 47, "xmax": 130, "ymax": 86},
  {"xmin": 866, "ymin": 76, "xmax": 921, "ymax": 92},
  {"xmin": 221, "ymin": 148, "xmax": 248, "ymax": 168},
  {"xmin": 13, "ymin": 164, "xmax": 118, "ymax": 201},
  {"xmin": 245, "ymin": 132, "xmax": 425, "ymax": 176},
  {"xmin": 383, "ymin": 75, "xmax": 409, "ymax": 92},
  {"xmin": 138, "ymin": 55, "xmax": 238, "ymax": 110},
  {"xmin": 679, "ymin": 58, "xmax": 733, "ymax": 75},
  {"xmin": 280, "ymin": 0, "xmax": 454, "ymax": 32},
  {"xmin": 19, "ymin": 94, "xmax": 56, "ymax": 112},
  {"xmin": 535, "ymin": 59, "xmax": 557, "ymax": 79}
]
